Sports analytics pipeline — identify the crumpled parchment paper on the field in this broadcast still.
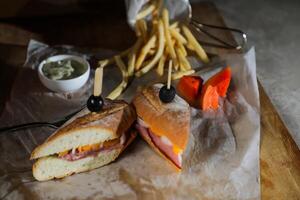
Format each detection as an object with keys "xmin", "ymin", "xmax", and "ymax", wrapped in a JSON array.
[{"xmin": 0, "ymin": 39, "xmax": 260, "ymax": 199}]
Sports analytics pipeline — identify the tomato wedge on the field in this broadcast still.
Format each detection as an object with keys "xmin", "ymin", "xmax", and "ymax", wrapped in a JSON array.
[
  {"xmin": 200, "ymin": 85, "xmax": 219, "ymax": 110},
  {"xmin": 199, "ymin": 67, "xmax": 231, "ymax": 110},
  {"xmin": 202, "ymin": 67, "xmax": 231, "ymax": 97},
  {"xmin": 177, "ymin": 75, "xmax": 203, "ymax": 106}
]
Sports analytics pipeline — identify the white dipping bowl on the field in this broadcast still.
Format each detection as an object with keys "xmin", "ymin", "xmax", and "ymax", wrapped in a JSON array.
[{"xmin": 38, "ymin": 55, "xmax": 90, "ymax": 92}]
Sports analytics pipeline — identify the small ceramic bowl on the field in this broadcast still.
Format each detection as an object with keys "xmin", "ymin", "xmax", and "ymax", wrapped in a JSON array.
[{"xmin": 38, "ymin": 55, "xmax": 90, "ymax": 92}]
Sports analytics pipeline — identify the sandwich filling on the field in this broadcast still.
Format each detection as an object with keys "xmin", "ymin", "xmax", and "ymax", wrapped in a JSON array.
[
  {"xmin": 136, "ymin": 117, "xmax": 183, "ymax": 168},
  {"xmin": 56, "ymin": 131, "xmax": 131, "ymax": 161}
]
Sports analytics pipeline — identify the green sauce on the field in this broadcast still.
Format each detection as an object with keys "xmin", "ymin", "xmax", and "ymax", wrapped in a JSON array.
[{"xmin": 42, "ymin": 59, "xmax": 87, "ymax": 80}]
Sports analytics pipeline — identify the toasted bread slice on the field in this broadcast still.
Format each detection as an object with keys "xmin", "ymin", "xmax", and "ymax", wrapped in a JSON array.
[
  {"xmin": 33, "ymin": 130, "xmax": 136, "ymax": 181},
  {"xmin": 133, "ymin": 84, "xmax": 190, "ymax": 168},
  {"xmin": 31, "ymin": 100, "xmax": 135, "ymax": 160},
  {"xmin": 133, "ymin": 84, "xmax": 190, "ymax": 149},
  {"xmin": 31, "ymin": 100, "xmax": 137, "ymax": 181}
]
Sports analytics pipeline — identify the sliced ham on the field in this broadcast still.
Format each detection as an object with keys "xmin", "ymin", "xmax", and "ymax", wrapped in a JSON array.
[
  {"xmin": 59, "ymin": 132, "xmax": 128, "ymax": 161},
  {"xmin": 60, "ymin": 142, "xmax": 123, "ymax": 161},
  {"xmin": 136, "ymin": 122, "xmax": 182, "ymax": 168}
]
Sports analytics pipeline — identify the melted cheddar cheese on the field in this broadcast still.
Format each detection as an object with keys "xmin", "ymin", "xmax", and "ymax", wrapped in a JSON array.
[
  {"xmin": 58, "ymin": 138, "xmax": 120, "ymax": 157},
  {"xmin": 173, "ymin": 146, "xmax": 182, "ymax": 155}
]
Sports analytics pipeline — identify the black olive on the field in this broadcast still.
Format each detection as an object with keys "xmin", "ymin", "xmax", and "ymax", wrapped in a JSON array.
[
  {"xmin": 87, "ymin": 95, "xmax": 104, "ymax": 112},
  {"xmin": 159, "ymin": 85, "xmax": 176, "ymax": 103}
]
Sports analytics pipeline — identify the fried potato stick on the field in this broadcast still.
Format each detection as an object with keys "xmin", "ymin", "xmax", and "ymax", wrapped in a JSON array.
[
  {"xmin": 176, "ymin": 47, "xmax": 191, "ymax": 70},
  {"xmin": 156, "ymin": 52, "xmax": 166, "ymax": 76},
  {"xmin": 172, "ymin": 69, "xmax": 195, "ymax": 80},
  {"xmin": 162, "ymin": 9, "xmax": 177, "ymax": 65},
  {"xmin": 98, "ymin": 47, "xmax": 131, "ymax": 68},
  {"xmin": 135, "ymin": 20, "xmax": 165, "ymax": 77},
  {"xmin": 128, "ymin": 38, "xmax": 143, "ymax": 76},
  {"xmin": 107, "ymin": 56, "xmax": 128, "ymax": 100},
  {"xmin": 177, "ymin": 41, "xmax": 187, "ymax": 56},
  {"xmin": 182, "ymin": 25, "xmax": 209, "ymax": 63},
  {"xmin": 135, "ymin": 35, "xmax": 157, "ymax": 70},
  {"xmin": 169, "ymin": 28, "xmax": 187, "ymax": 44},
  {"xmin": 170, "ymin": 22, "xmax": 178, "ymax": 29},
  {"xmin": 136, "ymin": 3, "xmax": 156, "ymax": 20},
  {"xmin": 136, "ymin": 19, "xmax": 148, "ymax": 42}
]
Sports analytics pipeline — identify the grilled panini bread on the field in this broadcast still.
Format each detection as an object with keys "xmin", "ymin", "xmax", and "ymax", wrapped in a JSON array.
[
  {"xmin": 133, "ymin": 84, "xmax": 190, "ymax": 169},
  {"xmin": 31, "ymin": 100, "xmax": 136, "ymax": 181}
]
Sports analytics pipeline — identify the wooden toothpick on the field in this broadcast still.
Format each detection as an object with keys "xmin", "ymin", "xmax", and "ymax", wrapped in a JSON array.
[
  {"xmin": 93, "ymin": 67, "xmax": 103, "ymax": 96},
  {"xmin": 167, "ymin": 60, "xmax": 172, "ymax": 89}
]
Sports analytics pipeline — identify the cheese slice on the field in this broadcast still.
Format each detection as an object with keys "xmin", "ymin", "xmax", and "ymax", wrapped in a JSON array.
[{"xmin": 57, "ymin": 138, "xmax": 121, "ymax": 157}]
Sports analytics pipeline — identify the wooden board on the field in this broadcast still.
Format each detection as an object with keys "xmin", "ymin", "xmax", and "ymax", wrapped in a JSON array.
[
  {"xmin": 0, "ymin": 2, "xmax": 299, "ymax": 199},
  {"xmin": 259, "ymin": 82, "xmax": 300, "ymax": 199}
]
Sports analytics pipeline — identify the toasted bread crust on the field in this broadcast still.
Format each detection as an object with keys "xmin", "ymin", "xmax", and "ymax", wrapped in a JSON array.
[
  {"xmin": 133, "ymin": 84, "xmax": 190, "ymax": 150},
  {"xmin": 31, "ymin": 100, "xmax": 136, "ymax": 159},
  {"xmin": 46, "ymin": 100, "xmax": 129, "ymax": 142}
]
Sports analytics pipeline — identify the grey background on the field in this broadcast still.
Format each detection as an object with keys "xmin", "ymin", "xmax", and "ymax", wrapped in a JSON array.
[{"xmin": 191, "ymin": 0, "xmax": 300, "ymax": 147}]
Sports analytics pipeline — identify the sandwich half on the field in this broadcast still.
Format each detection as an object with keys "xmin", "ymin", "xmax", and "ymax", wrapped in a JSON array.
[
  {"xmin": 30, "ymin": 100, "xmax": 136, "ymax": 181},
  {"xmin": 133, "ymin": 84, "xmax": 190, "ymax": 169}
]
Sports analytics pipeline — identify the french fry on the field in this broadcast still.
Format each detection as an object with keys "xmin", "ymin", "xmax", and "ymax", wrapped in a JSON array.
[
  {"xmin": 98, "ymin": 47, "xmax": 132, "ymax": 68},
  {"xmin": 128, "ymin": 38, "xmax": 142, "ymax": 76},
  {"xmin": 172, "ymin": 69, "xmax": 195, "ymax": 80},
  {"xmin": 156, "ymin": 0, "xmax": 163, "ymax": 15},
  {"xmin": 164, "ymin": 39, "xmax": 178, "ymax": 70},
  {"xmin": 170, "ymin": 22, "xmax": 179, "ymax": 29},
  {"xmin": 98, "ymin": 59, "xmax": 110, "ymax": 68},
  {"xmin": 186, "ymin": 43, "xmax": 195, "ymax": 50},
  {"xmin": 107, "ymin": 56, "xmax": 128, "ymax": 100},
  {"xmin": 178, "ymin": 61, "xmax": 185, "ymax": 71},
  {"xmin": 107, "ymin": 81, "xmax": 127, "ymax": 100},
  {"xmin": 149, "ymin": 48, "xmax": 155, "ymax": 55},
  {"xmin": 135, "ymin": 20, "xmax": 165, "ymax": 77},
  {"xmin": 136, "ymin": 19, "xmax": 148, "ymax": 43},
  {"xmin": 173, "ymin": 62, "xmax": 179, "ymax": 71},
  {"xmin": 140, "ymin": 59, "xmax": 153, "ymax": 68},
  {"xmin": 152, "ymin": 0, "xmax": 161, "ymax": 18},
  {"xmin": 182, "ymin": 25, "xmax": 209, "ymax": 63},
  {"xmin": 150, "ymin": 19, "xmax": 158, "ymax": 36},
  {"xmin": 114, "ymin": 55, "xmax": 127, "ymax": 78},
  {"xmin": 135, "ymin": 35, "xmax": 157, "ymax": 70},
  {"xmin": 177, "ymin": 41, "xmax": 187, "ymax": 57},
  {"xmin": 156, "ymin": 52, "xmax": 166, "ymax": 76},
  {"xmin": 162, "ymin": 9, "xmax": 177, "ymax": 65},
  {"xmin": 176, "ymin": 47, "xmax": 191, "ymax": 70},
  {"xmin": 135, "ymin": 21, "xmax": 142, "ymax": 37},
  {"xmin": 98, "ymin": 3, "xmax": 209, "ymax": 100},
  {"xmin": 169, "ymin": 28, "xmax": 187, "ymax": 44},
  {"xmin": 136, "ymin": 3, "xmax": 156, "ymax": 20},
  {"xmin": 165, "ymin": 39, "xmax": 175, "ymax": 52}
]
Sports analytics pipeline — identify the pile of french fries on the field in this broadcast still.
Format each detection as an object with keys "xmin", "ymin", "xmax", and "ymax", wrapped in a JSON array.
[{"xmin": 100, "ymin": 0, "xmax": 209, "ymax": 100}]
